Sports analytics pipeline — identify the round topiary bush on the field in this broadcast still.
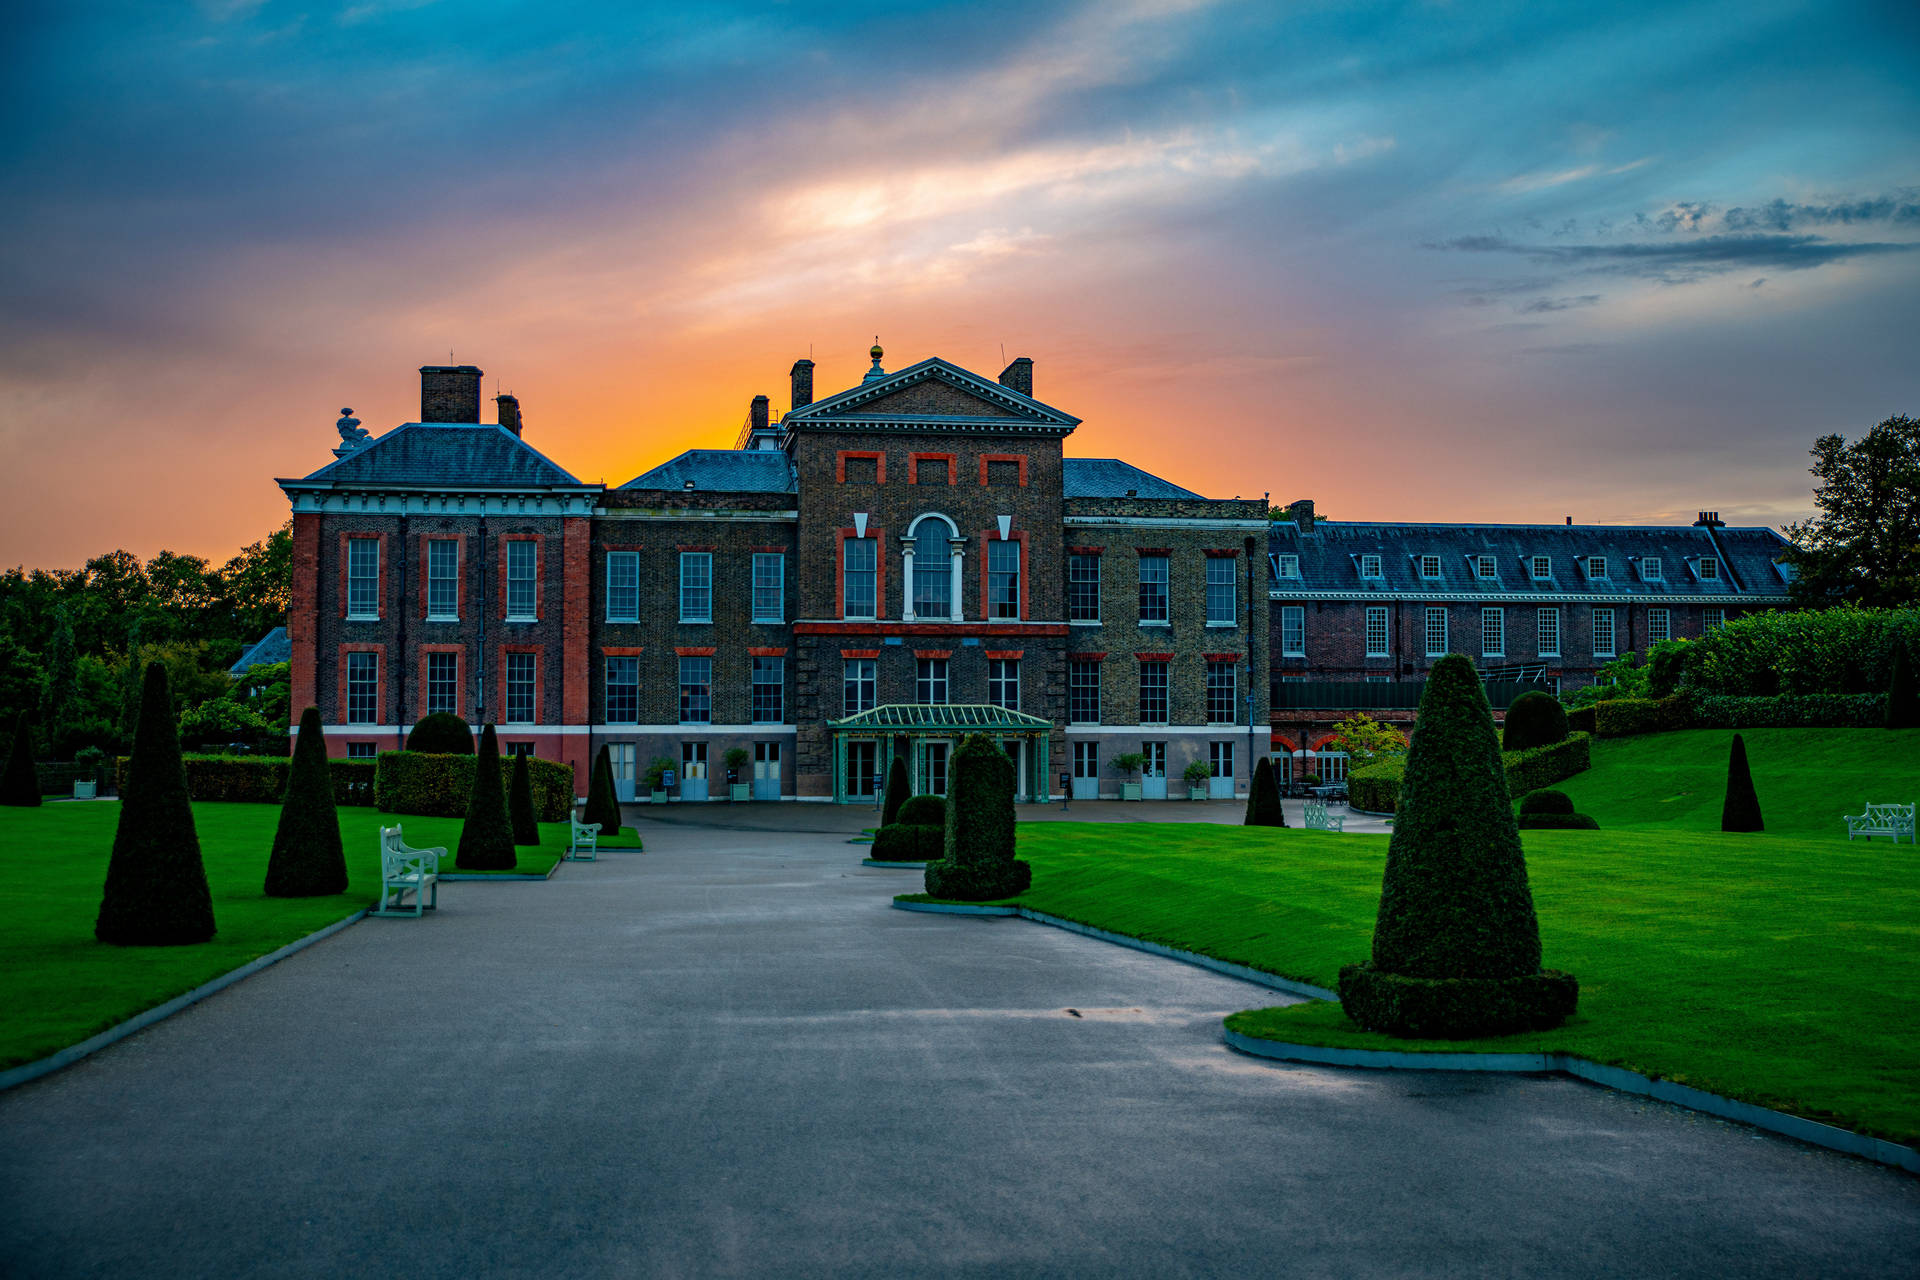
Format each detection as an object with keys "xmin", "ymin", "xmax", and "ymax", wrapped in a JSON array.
[
  {"xmin": 1517, "ymin": 812, "xmax": 1600, "ymax": 830},
  {"xmin": 897, "ymin": 795, "xmax": 945, "ymax": 826},
  {"xmin": 1501, "ymin": 691, "xmax": 1569, "ymax": 752},
  {"xmin": 871, "ymin": 822, "xmax": 940, "ymax": 862},
  {"xmin": 405, "ymin": 713, "xmax": 473, "ymax": 755},
  {"xmin": 1518, "ymin": 789, "xmax": 1575, "ymax": 816}
]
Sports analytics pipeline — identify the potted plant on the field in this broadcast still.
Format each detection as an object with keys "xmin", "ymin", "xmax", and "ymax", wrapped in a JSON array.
[
  {"xmin": 73, "ymin": 745, "xmax": 106, "ymax": 799},
  {"xmin": 1111, "ymin": 751, "xmax": 1146, "ymax": 801},
  {"xmin": 643, "ymin": 756, "xmax": 675, "ymax": 803},
  {"xmin": 1183, "ymin": 759, "xmax": 1213, "ymax": 800},
  {"xmin": 724, "ymin": 746, "xmax": 751, "ymax": 801}
]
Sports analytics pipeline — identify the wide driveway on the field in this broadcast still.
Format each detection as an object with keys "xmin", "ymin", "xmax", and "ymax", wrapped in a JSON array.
[{"xmin": 2, "ymin": 814, "xmax": 1915, "ymax": 1278}]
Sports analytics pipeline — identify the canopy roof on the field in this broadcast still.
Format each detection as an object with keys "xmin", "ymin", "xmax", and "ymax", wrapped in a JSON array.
[{"xmin": 827, "ymin": 703, "xmax": 1054, "ymax": 733}]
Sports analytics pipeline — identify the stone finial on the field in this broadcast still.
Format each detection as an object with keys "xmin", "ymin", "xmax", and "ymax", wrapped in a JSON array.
[{"xmin": 333, "ymin": 408, "xmax": 370, "ymax": 457}]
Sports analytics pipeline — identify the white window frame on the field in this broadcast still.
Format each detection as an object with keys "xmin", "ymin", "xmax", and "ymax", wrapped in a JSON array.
[
  {"xmin": 425, "ymin": 651, "xmax": 458, "ymax": 717},
  {"xmin": 1365, "ymin": 606, "xmax": 1389, "ymax": 658},
  {"xmin": 605, "ymin": 551, "xmax": 639, "ymax": 623},
  {"xmin": 1281, "ymin": 606, "xmax": 1305, "ymax": 657},
  {"xmin": 1068, "ymin": 554, "xmax": 1101, "ymax": 623},
  {"xmin": 1138, "ymin": 555, "xmax": 1170, "ymax": 624},
  {"xmin": 1699, "ymin": 556, "xmax": 1720, "ymax": 581},
  {"xmin": 1068, "ymin": 658, "xmax": 1101, "ymax": 725},
  {"xmin": 1648, "ymin": 608, "xmax": 1671, "ymax": 644},
  {"xmin": 426, "ymin": 539, "xmax": 459, "ymax": 621},
  {"xmin": 842, "ymin": 658, "xmax": 876, "ymax": 715},
  {"xmin": 1205, "ymin": 556, "xmax": 1236, "ymax": 627},
  {"xmin": 1206, "ymin": 661, "xmax": 1237, "ymax": 725},
  {"xmin": 505, "ymin": 651, "xmax": 536, "ymax": 724},
  {"xmin": 1482, "ymin": 607, "xmax": 1505, "ymax": 658},
  {"xmin": 988, "ymin": 658, "xmax": 1020, "ymax": 711},
  {"xmin": 505, "ymin": 540, "xmax": 537, "ymax": 622},
  {"xmin": 752, "ymin": 553, "xmax": 784, "ymax": 624},
  {"xmin": 916, "ymin": 657, "xmax": 949, "ymax": 705},
  {"xmin": 346, "ymin": 651, "xmax": 379, "ymax": 723},
  {"xmin": 1209, "ymin": 740, "xmax": 1235, "ymax": 781},
  {"xmin": 678, "ymin": 551, "xmax": 713, "ymax": 624},
  {"xmin": 1704, "ymin": 607, "xmax": 1726, "ymax": 631},
  {"xmin": 1593, "ymin": 607, "xmax": 1617, "ymax": 659},
  {"xmin": 842, "ymin": 538, "xmax": 876, "ymax": 621},
  {"xmin": 1531, "ymin": 555, "xmax": 1551, "ymax": 581},
  {"xmin": 678, "ymin": 654, "xmax": 712, "ymax": 724},
  {"xmin": 1424, "ymin": 607, "xmax": 1448, "ymax": 657},
  {"xmin": 987, "ymin": 540, "xmax": 1021, "ymax": 621},
  {"xmin": 1360, "ymin": 554, "xmax": 1382, "ymax": 579},
  {"xmin": 605, "ymin": 655, "xmax": 639, "ymax": 724},
  {"xmin": 1537, "ymin": 607, "xmax": 1561, "ymax": 658},
  {"xmin": 1419, "ymin": 554, "xmax": 1442, "ymax": 580},
  {"xmin": 346, "ymin": 538, "xmax": 380, "ymax": 620},
  {"xmin": 1474, "ymin": 555, "xmax": 1496, "ymax": 580},
  {"xmin": 1274, "ymin": 554, "xmax": 1300, "ymax": 580},
  {"xmin": 751, "ymin": 655, "xmax": 784, "ymax": 724},
  {"xmin": 1643, "ymin": 557, "xmax": 1663, "ymax": 582},
  {"xmin": 1138, "ymin": 661, "xmax": 1169, "ymax": 726},
  {"xmin": 1588, "ymin": 556, "xmax": 1608, "ymax": 579}
]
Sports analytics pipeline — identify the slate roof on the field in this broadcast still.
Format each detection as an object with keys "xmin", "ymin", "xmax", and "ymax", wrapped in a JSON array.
[
  {"xmin": 229, "ymin": 627, "xmax": 291, "ymax": 676},
  {"xmin": 1268, "ymin": 521, "xmax": 1791, "ymax": 599},
  {"xmin": 784, "ymin": 357, "xmax": 1081, "ymax": 432},
  {"xmin": 620, "ymin": 449, "xmax": 797, "ymax": 493},
  {"xmin": 1062, "ymin": 458, "xmax": 1202, "ymax": 500},
  {"xmin": 294, "ymin": 423, "xmax": 584, "ymax": 488}
]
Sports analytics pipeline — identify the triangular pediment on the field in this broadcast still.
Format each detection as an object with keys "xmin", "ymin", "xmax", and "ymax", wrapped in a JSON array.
[{"xmin": 783, "ymin": 358, "xmax": 1080, "ymax": 433}]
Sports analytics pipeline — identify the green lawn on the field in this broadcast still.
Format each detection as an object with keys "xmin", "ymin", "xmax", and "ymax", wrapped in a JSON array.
[
  {"xmin": 974, "ymin": 728, "xmax": 1920, "ymax": 1148},
  {"xmin": 0, "ymin": 802, "xmax": 585, "ymax": 1070}
]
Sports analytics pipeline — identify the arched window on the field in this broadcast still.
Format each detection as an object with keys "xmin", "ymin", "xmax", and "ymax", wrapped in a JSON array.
[{"xmin": 910, "ymin": 514, "xmax": 954, "ymax": 618}]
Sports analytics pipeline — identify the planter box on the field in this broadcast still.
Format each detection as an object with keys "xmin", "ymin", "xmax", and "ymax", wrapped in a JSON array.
[
  {"xmin": 1120, "ymin": 780, "xmax": 1142, "ymax": 801},
  {"xmin": 729, "ymin": 783, "xmax": 750, "ymax": 802},
  {"xmin": 73, "ymin": 780, "xmax": 97, "ymax": 799},
  {"xmin": 649, "ymin": 789, "xmax": 668, "ymax": 804},
  {"xmin": 1188, "ymin": 786, "xmax": 1208, "ymax": 801}
]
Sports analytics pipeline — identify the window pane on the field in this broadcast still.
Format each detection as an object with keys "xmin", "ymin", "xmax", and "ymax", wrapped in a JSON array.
[
  {"xmin": 988, "ymin": 541, "xmax": 1020, "ymax": 619},
  {"xmin": 506, "ymin": 541, "xmax": 536, "ymax": 620},
  {"xmin": 1139, "ymin": 661, "xmax": 1168, "ymax": 724},
  {"xmin": 1538, "ymin": 607, "xmax": 1560, "ymax": 656},
  {"xmin": 679, "ymin": 655, "xmax": 711, "ymax": 723},
  {"xmin": 988, "ymin": 658, "xmax": 1020, "ymax": 710},
  {"xmin": 916, "ymin": 658, "xmax": 948, "ymax": 705},
  {"xmin": 913, "ymin": 523, "xmax": 950, "ymax": 617},
  {"xmin": 843, "ymin": 538, "xmax": 876, "ymax": 619},
  {"xmin": 346, "ymin": 651, "xmax": 378, "ymax": 723},
  {"xmin": 427, "ymin": 540, "xmax": 458, "ymax": 618},
  {"xmin": 1594, "ymin": 608, "xmax": 1616, "ymax": 657},
  {"xmin": 1138, "ymin": 556, "xmax": 1169, "ymax": 623},
  {"xmin": 1362, "ymin": 555, "xmax": 1381, "ymax": 578},
  {"xmin": 347, "ymin": 538, "xmax": 379, "ymax": 618},
  {"xmin": 1069, "ymin": 659, "xmax": 1100, "ymax": 723},
  {"xmin": 752, "ymin": 656, "xmax": 784, "ymax": 723},
  {"xmin": 752, "ymin": 553, "xmax": 784, "ymax": 623},
  {"xmin": 1648, "ymin": 608, "xmax": 1671, "ymax": 644},
  {"xmin": 679, "ymin": 552, "xmax": 712, "ymax": 622},
  {"xmin": 606, "ymin": 552, "xmax": 639, "ymax": 622},
  {"xmin": 506, "ymin": 652, "xmax": 536, "ymax": 723},
  {"xmin": 1069, "ymin": 554, "xmax": 1101, "ymax": 622},
  {"xmin": 606, "ymin": 655, "xmax": 639, "ymax": 724},
  {"xmin": 1365, "ymin": 607, "xmax": 1389, "ymax": 657},
  {"xmin": 1207, "ymin": 661, "xmax": 1236, "ymax": 724},
  {"xmin": 1482, "ymin": 607, "xmax": 1505, "ymax": 657},
  {"xmin": 426, "ymin": 651, "xmax": 458, "ymax": 716},
  {"xmin": 1281, "ymin": 606, "xmax": 1304, "ymax": 656},
  {"xmin": 1206, "ymin": 557, "xmax": 1235, "ymax": 625},
  {"xmin": 1425, "ymin": 607, "xmax": 1448, "ymax": 656},
  {"xmin": 843, "ymin": 659, "xmax": 876, "ymax": 715},
  {"xmin": 1644, "ymin": 557, "xmax": 1663, "ymax": 581}
]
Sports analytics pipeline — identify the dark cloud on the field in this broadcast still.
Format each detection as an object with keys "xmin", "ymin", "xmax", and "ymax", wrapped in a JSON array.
[
  {"xmin": 1519, "ymin": 294, "xmax": 1601, "ymax": 313},
  {"xmin": 1724, "ymin": 193, "xmax": 1920, "ymax": 232},
  {"xmin": 1429, "ymin": 232, "xmax": 1920, "ymax": 283}
]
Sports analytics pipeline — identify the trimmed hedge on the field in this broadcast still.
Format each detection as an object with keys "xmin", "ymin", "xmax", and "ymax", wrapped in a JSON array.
[
  {"xmin": 118, "ymin": 753, "xmax": 375, "ymax": 806},
  {"xmin": 1, "ymin": 714, "xmax": 40, "ymax": 807},
  {"xmin": 374, "ymin": 750, "xmax": 571, "ymax": 822},
  {"xmin": 1688, "ymin": 606, "xmax": 1918, "ymax": 697},
  {"xmin": 881, "ymin": 754, "xmax": 911, "ymax": 826},
  {"xmin": 1517, "ymin": 812, "xmax": 1600, "ymax": 830},
  {"xmin": 1349, "ymin": 732, "xmax": 1591, "ymax": 816},
  {"xmin": 96, "ymin": 663, "xmax": 215, "ymax": 946},
  {"xmin": 263, "ymin": 707, "xmax": 349, "ymax": 897},
  {"xmin": 1566, "ymin": 705, "xmax": 1596, "ymax": 735},
  {"xmin": 1518, "ymin": 789, "xmax": 1573, "ymax": 816},
  {"xmin": 1591, "ymin": 694, "xmax": 1692, "ymax": 738},
  {"xmin": 404, "ymin": 712, "xmax": 473, "ymax": 754},
  {"xmin": 1722, "ymin": 732, "xmax": 1764, "ymax": 833},
  {"xmin": 871, "ymin": 823, "xmax": 941, "ymax": 862},
  {"xmin": 897, "ymin": 795, "xmax": 946, "ymax": 826},
  {"xmin": 1690, "ymin": 692, "xmax": 1885, "ymax": 728},
  {"xmin": 1337, "ymin": 964, "xmax": 1580, "ymax": 1038},
  {"xmin": 1245, "ymin": 755, "xmax": 1285, "ymax": 826},
  {"xmin": 925, "ymin": 734, "xmax": 1030, "ymax": 901},
  {"xmin": 1501, "ymin": 691, "xmax": 1567, "ymax": 751}
]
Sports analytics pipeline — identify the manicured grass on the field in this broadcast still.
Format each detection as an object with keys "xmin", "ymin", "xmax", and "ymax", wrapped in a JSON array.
[
  {"xmin": 984, "ymin": 816, "xmax": 1918, "ymax": 1148},
  {"xmin": 0, "ymin": 802, "xmax": 581, "ymax": 1070}
]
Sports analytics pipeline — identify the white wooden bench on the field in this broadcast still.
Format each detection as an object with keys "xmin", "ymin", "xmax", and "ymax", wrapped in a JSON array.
[
  {"xmin": 1845, "ymin": 802, "xmax": 1915, "ymax": 844},
  {"xmin": 1303, "ymin": 802, "xmax": 1346, "ymax": 833},
  {"xmin": 374, "ymin": 825, "xmax": 442, "ymax": 917},
  {"xmin": 566, "ymin": 817, "xmax": 601, "ymax": 861}
]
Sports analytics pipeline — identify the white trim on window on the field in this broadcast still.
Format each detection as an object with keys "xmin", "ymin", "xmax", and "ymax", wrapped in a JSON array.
[
  {"xmin": 1424, "ymin": 606, "xmax": 1448, "ymax": 656},
  {"xmin": 1365, "ymin": 606, "xmax": 1389, "ymax": 658}
]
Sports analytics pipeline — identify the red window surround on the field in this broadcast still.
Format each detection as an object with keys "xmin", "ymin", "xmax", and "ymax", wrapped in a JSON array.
[
  {"xmin": 840, "ymin": 648, "xmax": 881, "ymax": 659},
  {"xmin": 602, "ymin": 646, "xmax": 644, "ymax": 657},
  {"xmin": 1074, "ymin": 652, "xmax": 1109, "ymax": 661},
  {"xmin": 978, "ymin": 529, "xmax": 1029, "ymax": 621},
  {"xmin": 675, "ymin": 646, "xmax": 717, "ymax": 657},
  {"xmin": 338, "ymin": 642, "xmax": 387, "ymax": 723},
  {"xmin": 978, "ymin": 453, "xmax": 1029, "ymax": 486},
  {"xmin": 497, "ymin": 533, "xmax": 543, "ymax": 621},
  {"xmin": 984, "ymin": 649, "xmax": 1023, "ymax": 661},
  {"xmin": 835, "ymin": 450, "xmax": 886, "ymax": 484},
  {"xmin": 676, "ymin": 544, "xmax": 717, "ymax": 553},
  {"xmin": 418, "ymin": 644, "xmax": 464, "ymax": 719},
  {"xmin": 338, "ymin": 531, "xmax": 388, "ymax": 620},
  {"xmin": 1136, "ymin": 547, "xmax": 1171, "ymax": 557},
  {"xmin": 1135, "ymin": 651, "xmax": 1174, "ymax": 663},
  {"xmin": 1203, "ymin": 652, "xmax": 1244, "ymax": 663},
  {"xmin": 913, "ymin": 649, "xmax": 953, "ymax": 660},
  {"xmin": 417, "ymin": 533, "xmax": 466, "ymax": 620},
  {"xmin": 909, "ymin": 452, "xmax": 956, "ymax": 484},
  {"xmin": 1204, "ymin": 548, "xmax": 1241, "ymax": 558},
  {"xmin": 835, "ymin": 526, "xmax": 887, "ymax": 618},
  {"xmin": 748, "ymin": 646, "xmax": 788, "ymax": 658},
  {"xmin": 1067, "ymin": 545, "xmax": 1104, "ymax": 556},
  {"xmin": 598, "ymin": 542, "xmax": 644, "ymax": 554},
  {"xmin": 496, "ymin": 644, "xmax": 543, "ymax": 724},
  {"xmin": 750, "ymin": 545, "xmax": 786, "ymax": 554},
  {"xmin": 1270, "ymin": 733, "xmax": 1297, "ymax": 754}
]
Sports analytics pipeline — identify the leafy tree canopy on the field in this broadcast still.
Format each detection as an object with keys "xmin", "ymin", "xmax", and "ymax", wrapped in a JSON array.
[{"xmin": 1784, "ymin": 414, "xmax": 1920, "ymax": 609}]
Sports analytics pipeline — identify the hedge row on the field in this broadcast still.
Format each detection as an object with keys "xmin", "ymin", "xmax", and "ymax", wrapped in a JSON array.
[
  {"xmin": 1688, "ymin": 607, "xmax": 1918, "ymax": 697},
  {"xmin": 871, "ymin": 823, "xmax": 942, "ymax": 862},
  {"xmin": 1349, "ymin": 733, "xmax": 1591, "ymax": 815},
  {"xmin": 1590, "ymin": 695, "xmax": 1693, "ymax": 738},
  {"xmin": 116, "ymin": 754, "xmax": 376, "ymax": 806},
  {"xmin": 374, "ymin": 751, "xmax": 572, "ymax": 822},
  {"xmin": 1689, "ymin": 692, "xmax": 1887, "ymax": 729}
]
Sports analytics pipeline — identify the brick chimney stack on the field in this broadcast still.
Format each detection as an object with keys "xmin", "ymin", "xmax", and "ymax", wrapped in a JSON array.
[
  {"xmin": 496, "ymin": 393, "xmax": 522, "ymax": 437},
  {"xmin": 420, "ymin": 365, "xmax": 483, "ymax": 423},
  {"xmin": 750, "ymin": 394, "xmax": 770, "ymax": 432},
  {"xmin": 790, "ymin": 359, "xmax": 814, "ymax": 411},
  {"xmin": 1287, "ymin": 498, "xmax": 1315, "ymax": 531},
  {"xmin": 998, "ymin": 356, "xmax": 1033, "ymax": 398}
]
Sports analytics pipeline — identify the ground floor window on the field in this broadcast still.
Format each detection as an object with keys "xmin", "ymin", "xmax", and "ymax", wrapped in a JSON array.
[
  {"xmin": 426, "ymin": 651, "xmax": 458, "ymax": 716},
  {"xmin": 504, "ymin": 742, "xmax": 533, "ymax": 759},
  {"xmin": 918, "ymin": 740, "xmax": 950, "ymax": 796},
  {"xmin": 1209, "ymin": 741, "xmax": 1234, "ymax": 780},
  {"xmin": 347, "ymin": 741, "xmax": 376, "ymax": 760},
  {"xmin": 1142, "ymin": 741, "xmax": 1166, "ymax": 778},
  {"xmin": 680, "ymin": 656, "xmax": 712, "ymax": 724},
  {"xmin": 682, "ymin": 742, "xmax": 707, "ymax": 780},
  {"xmin": 609, "ymin": 742, "xmax": 636, "ymax": 795},
  {"xmin": 846, "ymin": 740, "xmax": 879, "ymax": 797},
  {"xmin": 1312, "ymin": 751, "xmax": 1350, "ymax": 783}
]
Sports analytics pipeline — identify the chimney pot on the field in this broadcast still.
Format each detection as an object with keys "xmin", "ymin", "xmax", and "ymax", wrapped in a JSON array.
[
  {"xmin": 998, "ymin": 356, "xmax": 1033, "ymax": 398},
  {"xmin": 1565, "ymin": 515, "xmax": 1572, "ymax": 526},
  {"xmin": 495, "ymin": 393, "xmax": 522, "ymax": 437},
  {"xmin": 1287, "ymin": 498, "xmax": 1316, "ymax": 532},
  {"xmin": 420, "ymin": 364, "xmax": 483, "ymax": 423},
  {"xmin": 790, "ymin": 359, "xmax": 815, "ymax": 411}
]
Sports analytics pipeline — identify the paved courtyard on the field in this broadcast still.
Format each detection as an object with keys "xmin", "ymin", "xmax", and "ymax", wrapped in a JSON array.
[{"xmin": 2, "ymin": 810, "xmax": 1915, "ymax": 1277}]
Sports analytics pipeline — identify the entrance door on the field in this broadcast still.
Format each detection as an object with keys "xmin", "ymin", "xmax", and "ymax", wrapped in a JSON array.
[
  {"xmin": 917, "ymin": 740, "xmax": 950, "ymax": 796},
  {"xmin": 1071, "ymin": 741, "xmax": 1099, "ymax": 800},
  {"xmin": 845, "ymin": 740, "xmax": 878, "ymax": 802},
  {"xmin": 681, "ymin": 742, "xmax": 709, "ymax": 802},
  {"xmin": 753, "ymin": 742, "xmax": 782, "ymax": 801},
  {"xmin": 609, "ymin": 742, "xmax": 637, "ymax": 802},
  {"xmin": 1141, "ymin": 741, "xmax": 1167, "ymax": 800},
  {"xmin": 1208, "ymin": 741, "xmax": 1235, "ymax": 799},
  {"xmin": 994, "ymin": 738, "xmax": 1031, "ymax": 801}
]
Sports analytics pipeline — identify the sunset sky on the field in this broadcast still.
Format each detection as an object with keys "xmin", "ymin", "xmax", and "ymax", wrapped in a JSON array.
[{"xmin": 3, "ymin": 0, "xmax": 1917, "ymax": 568}]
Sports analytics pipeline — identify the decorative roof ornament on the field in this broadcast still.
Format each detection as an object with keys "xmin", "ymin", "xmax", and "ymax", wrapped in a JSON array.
[
  {"xmin": 862, "ymin": 337, "xmax": 887, "ymax": 384},
  {"xmin": 332, "ymin": 408, "xmax": 370, "ymax": 457}
]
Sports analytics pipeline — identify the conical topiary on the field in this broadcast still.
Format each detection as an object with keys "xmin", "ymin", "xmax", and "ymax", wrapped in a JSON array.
[
  {"xmin": 264, "ymin": 706, "xmax": 348, "ymax": 897},
  {"xmin": 585, "ymin": 744, "xmax": 623, "ymax": 839},
  {"xmin": 1721, "ymin": 732, "xmax": 1764, "ymax": 832},
  {"xmin": 1245, "ymin": 755, "xmax": 1285, "ymax": 827},
  {"xmin": 1888, "ymin": 644, "xmax": 1918, "ymax": 730},
  {"xmin": 1338, "ymin": 654, "xmax": 1576, "ymax": 1038},
  {"xmin": 95, "ymin": 662, "xmax": 215, "ymax": 945},
  {"xmin": 924, "ymin": 734, "xmax": 1030, "ymax": 901},
  {"xmin": 508, "ymin": 748, "xmax": 540, "ymax": 846},
  {"xmin": 880, "ymin": 752, "xmax": 910, "ymax": 826},
  {"xmin": 0, "ymin": 712, "xmax": 41, "ymax": 807},
  {"xmin": 455, "ymin": 724, "xmax": 517, "ymax": 870}
]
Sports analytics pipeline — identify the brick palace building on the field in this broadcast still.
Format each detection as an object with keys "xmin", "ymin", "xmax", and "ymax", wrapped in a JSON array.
[{"xmin": 277, "ymin": 350, "xmax": 1790, "ymax": 801}]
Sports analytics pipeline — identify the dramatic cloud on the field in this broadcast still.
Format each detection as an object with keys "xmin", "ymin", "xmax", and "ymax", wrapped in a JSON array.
[{"xmin": 1432, "ymin": 229, "xmax": 1920, "ymax": 283}]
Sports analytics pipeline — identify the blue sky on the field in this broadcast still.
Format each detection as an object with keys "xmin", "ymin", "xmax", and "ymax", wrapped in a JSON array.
[{"xmin": 1, "ymin": 0, "xmax": 1916, "ymax": 563}]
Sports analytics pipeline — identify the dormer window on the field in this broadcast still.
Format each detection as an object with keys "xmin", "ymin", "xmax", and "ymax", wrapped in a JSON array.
[
  {"xmin": 1587, "ymin": 556, "xmax": 1608, "ymax": 578},
  {"xmin": 1699, "ymin": 556, "xmax": 1719, "ymax": 581},
  {"xmin": 1474, "ymin": 555, "xmax": 1496, "ymax": 580},
  {"xmin": 1275, "ymin": 554, "xmax": 1300, "ymax": 579},
  {"xmin": 1419, "ymin": 554, "xmax": 1442, "ymax": 580},
  {"xmin": 1530, "ymin": 555, "xmax": 1551, "ymax": 581},
  {"xmin": 1361, "ymin": 554, "xmax": 1382, "ymax": 579},
  {"xmin": 1642, "ymin": 557, "xmax": 1663, "ymax": 582}
]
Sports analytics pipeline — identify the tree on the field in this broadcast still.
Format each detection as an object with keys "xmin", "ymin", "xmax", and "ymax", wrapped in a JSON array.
[
  {"xmin": 585, "ymin": 745, "xmax": 623, "ymax": 838},
  {"xmin": 1721, "ymin": 733, "xmax": 1764, "ymax": 832},
  {"xmin": 924, "ymin": 734, "xmax": 1031, "ymax": 901},
  {"xmin": 1337, "ymin": 655, "xmax": 1577, "ymax": 1038},
  {"xmin": 0, "ymin": 712, "xmax": 40, "ymax": 807},
  {"xmin": 40, "ymin": 606, "xmax": 78, "ymax": 748},
  {"xmin": 508, "ymin": 749, "xmax": 540, "ymax": 846},
  {"xmin": 880, "ymin": 753, "xmax": 910, "ymax": 825},
  {"xmin": 1329, "ymin": 712, "xmax": 1409, "ymax": 766},
  {"xmin": 1888, "ymin": 644, "xmax": 1919, "ymax": 730},
  {"xmin": 95, "ymin": 663, "xmax": 216, "ymax": 944},
  {"xmin": 264, "ymin": 706, "xmax": 348, "ymax": 897},
  {"xmin": 455, "ymin": 724, "xmax": 517, "ymax": 870},
  {"xmin": 1784, "ymin": 414, "xmax": 1920, "ymax": 609},
  {"xmin": 1244, "ymin": 755, "xmax": 1285, "ymax": 827}
]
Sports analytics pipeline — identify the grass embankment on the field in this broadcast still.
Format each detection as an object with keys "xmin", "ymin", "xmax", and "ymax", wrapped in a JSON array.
[
  {"xmin": 0, "ymin": 802, "xmax": 592, "ymax": 1070},
  {"xmin": 986, "ymin": 728, "xmax": 1920, "ymax": 1147}
]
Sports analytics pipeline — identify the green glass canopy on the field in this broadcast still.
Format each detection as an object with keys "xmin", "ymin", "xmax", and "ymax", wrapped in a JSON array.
[{"xmin": 826, "ymin": 703, "xmax": 1054, "ymax": 733}]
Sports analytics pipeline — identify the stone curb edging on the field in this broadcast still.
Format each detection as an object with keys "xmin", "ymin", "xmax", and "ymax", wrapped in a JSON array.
[
  {"xmin": 440, "ymin": 856, "xmax": 566, "ymax": 882},
  {"xmin": 862, "ymin": 859, "xmax": 931, "ymax": 869},
  {"xmin": 891, "ymin": 899, "xmax": 1019, "ymax": 916},
  {"xmin": 0, "ymin": 910, "xmax": 369, "ymax": 1094},
  {"xmin": 1223, "ymin": 1030, "xmax": 1920, "ymax": 1175}
]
